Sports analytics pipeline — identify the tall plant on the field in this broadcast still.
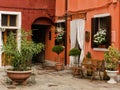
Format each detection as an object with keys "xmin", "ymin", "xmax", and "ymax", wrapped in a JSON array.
[
  {"xmin": 3, "ymin": 30, "xmax": 44, "ymax": 71},
  {"xmin": 52, "ymin": 45, "xmax": 64, "ymax": 63}
]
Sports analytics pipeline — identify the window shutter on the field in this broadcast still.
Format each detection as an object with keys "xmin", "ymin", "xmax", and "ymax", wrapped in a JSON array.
[
  {"xmin": 106, "ymin": 16, "xmax": 111, "ymax": 48},
  {"xmin": 91, "ymin": 18, "xmax": 98, "ymax": 48}
]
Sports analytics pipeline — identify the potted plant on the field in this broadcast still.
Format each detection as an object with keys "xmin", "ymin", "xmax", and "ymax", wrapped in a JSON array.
[
  {"xmin": 85, "ymin": 51, "xmax": 93, "ymax": 76},
  {"xmin": 69, "ymin": 48, "xmax": 81, "ymax": 75},
  {"xmin": 104, "ymin": 45, "xmax": 120, "ymax": 84},
  {"xmin": 52, "ymin": 45, "xmax": 64, "ymax": 71},
  {"xmin": 2, "ymin": 30, "xmax": 44, "ymax": 84},
  {"xmin": 93, "ymin": 28, "xmax": 106, "ymax": 47}
]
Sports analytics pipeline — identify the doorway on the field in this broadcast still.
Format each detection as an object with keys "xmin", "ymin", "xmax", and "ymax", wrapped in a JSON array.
[{"xmin": 31, "ymin": 24, "xmax": 50, "ymax": 64}]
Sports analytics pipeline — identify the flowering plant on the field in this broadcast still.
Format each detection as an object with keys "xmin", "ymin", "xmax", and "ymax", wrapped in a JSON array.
[
  {"xmin": 93, "ymin": 28, "xmax": 106, "ymax": 45},
  {"xmin": 104, "ymin": 45, "xmax": 120, "ymax": 71},
  {"xmin": 55, "ymin": 27, "xmax": 64, "ymax": 44}
]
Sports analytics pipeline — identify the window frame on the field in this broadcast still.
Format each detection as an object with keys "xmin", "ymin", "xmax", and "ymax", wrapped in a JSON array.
[
  {"xmin": 0, "ymin": 11, "xmax": 21, "ymax": 29},
  {"xmin": 91, "ymin": 13, "xmax": 111, "ymax": 51}
]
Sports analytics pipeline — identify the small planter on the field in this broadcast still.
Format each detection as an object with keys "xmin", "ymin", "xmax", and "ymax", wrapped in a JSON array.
[
  {"xmin": 55, "ymin": 63, "xmax": 63, "ymax": 71},
  {"xmin": 72, "ymin": 66, "xmax": 80, "ymax": 76}
]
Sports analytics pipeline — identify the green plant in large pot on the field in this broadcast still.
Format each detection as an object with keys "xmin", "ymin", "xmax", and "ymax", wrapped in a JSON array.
[
  {"xmin": 69, "ymin": 48, "xmax": 81, "ymax": 76},
  {"xmin": 2, "ymin": 30, "xmax": 44, "ymax": 84},
  {"xmin": 69, "ymin": 48, "xmax": 81, "ymax": 66},
  {"xmin": 104, "ymin": 45, "xmax": 120, "ymax": 84},
  {"xmin": 52, "ymin": 45, "xmax": 64, "ymax": 71}
]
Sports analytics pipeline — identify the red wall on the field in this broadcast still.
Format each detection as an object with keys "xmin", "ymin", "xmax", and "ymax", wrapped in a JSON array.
[{"xmin": 0, "ymin": 0, "xmax": 55, "ymax": 30}]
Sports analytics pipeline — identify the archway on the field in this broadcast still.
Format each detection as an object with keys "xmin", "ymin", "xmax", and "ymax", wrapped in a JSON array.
[{"xmin": 31, "ymin": 17, "xmax": 54, "ymax": 64}]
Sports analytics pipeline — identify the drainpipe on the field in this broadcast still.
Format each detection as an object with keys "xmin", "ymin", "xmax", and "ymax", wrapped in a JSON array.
[
  {"xmin": 64, "ymin": 0, "xmax": 68, "ymax": 65},
  {"xmin": 118, "ymin": 0, "xmax": 120, "ymax": 78}
]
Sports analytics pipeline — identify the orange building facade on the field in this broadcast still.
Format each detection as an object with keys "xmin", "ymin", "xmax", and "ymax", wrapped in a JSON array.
[
  {"xmin": 0, "ymin": 0, "xmax": 120, "ymax": 68},
  {"xmin": 55, "ymin": 0, "xmax": 120, "ymax": 66}
]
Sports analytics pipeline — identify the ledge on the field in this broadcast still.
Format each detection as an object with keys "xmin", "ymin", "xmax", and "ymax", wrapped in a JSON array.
[{"xmin": 93, "ymin": 48, "xmax": 108, "ymax": 52}]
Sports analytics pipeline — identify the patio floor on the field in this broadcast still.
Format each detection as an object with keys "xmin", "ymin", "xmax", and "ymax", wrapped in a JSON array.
[{"xmin": 0, "ymin": 65, "xmax": 120, "ymax": 90}]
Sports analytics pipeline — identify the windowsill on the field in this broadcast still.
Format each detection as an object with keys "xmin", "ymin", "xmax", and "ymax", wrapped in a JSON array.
[{"xmin": 93, "ymin": 48, "xmax": 108, "ymax": 52}]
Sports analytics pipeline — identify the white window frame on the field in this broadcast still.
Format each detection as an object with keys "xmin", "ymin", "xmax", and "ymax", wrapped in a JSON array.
[
  {"xmin": 0, "ymin": 11, "xmax": 21, "ymax": 67},
  {"xmin": 0, "ymin": 11, "xmax": 21, "ymax": 29}
]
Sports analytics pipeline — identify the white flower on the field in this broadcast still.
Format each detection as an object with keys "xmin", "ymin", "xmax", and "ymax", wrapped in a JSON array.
[{"xmin": 93, "ymin": 28, "xmax": 106, "ymax": 45}]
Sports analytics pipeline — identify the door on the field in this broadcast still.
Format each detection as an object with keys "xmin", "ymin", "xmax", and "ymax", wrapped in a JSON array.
[{"xmin": 32, "ymin": 24, "xmax": 50, "ymax": 64}]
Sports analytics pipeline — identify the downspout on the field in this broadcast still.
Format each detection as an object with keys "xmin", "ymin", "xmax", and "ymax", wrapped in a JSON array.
[
  {"xmin": 65, "ymin": 0, "xmax": 68, "ymax": 65},
  {"xmin": 118, "ymin": 0, "xmax": 120, "ymax": 81}
]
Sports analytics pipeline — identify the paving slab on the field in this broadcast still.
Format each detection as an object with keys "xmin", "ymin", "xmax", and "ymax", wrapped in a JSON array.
[{"xmin": 0, "ymin": 66, "xmax": 120, "ymax": 90}]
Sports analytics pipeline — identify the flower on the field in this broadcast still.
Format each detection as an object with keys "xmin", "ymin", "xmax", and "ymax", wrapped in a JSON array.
[
  {"xmin": 104, "ymin": 45, "xmax": 120, "ymax": 71},
  {"xmin": 93, "ymin": 28, "xmax": 106, "ymax": 45},
  {"xmin": 55, "ymin": 27, "xmax": 65, "ymax": 44}
]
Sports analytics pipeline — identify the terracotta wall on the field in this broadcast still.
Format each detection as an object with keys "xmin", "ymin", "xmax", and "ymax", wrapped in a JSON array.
[{"xmin": 56, "ymin": 0, "xmax": 120, "ymax": 62}]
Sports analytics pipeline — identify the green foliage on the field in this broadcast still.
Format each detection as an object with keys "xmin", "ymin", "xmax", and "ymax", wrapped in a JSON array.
[
  {"xmin": 69, "ymin": 48, "xmax": 81, "ymax": 56},
  {"xmin": 52, "ymin": 45, "xmax": 64, "ymax": 55},
  {"xmin": 104, "ymin": 45, "xmax": 120, "ymax": 71},
  {"xmin": 86, "ymin": 51, "xmax": 92, "ymax": 58},
  {"xmin": 3, "ymin": 30, "xmax": 44, "ymax": 71}
]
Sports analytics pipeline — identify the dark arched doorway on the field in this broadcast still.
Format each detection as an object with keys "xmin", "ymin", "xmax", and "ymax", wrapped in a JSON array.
[{"xmin": 31, "ymin": 17, "xmax": 54, "ymax": 64}]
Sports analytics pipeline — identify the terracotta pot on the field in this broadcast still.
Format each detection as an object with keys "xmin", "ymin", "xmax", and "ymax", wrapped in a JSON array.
[
  {"xmin": 7, "ymin": 70, "xmax": 32, "ymax": 84},
  {"xmin": 72, "ymin": 66, "xmax": 80, "ymax": 76},
  {"xmin": 55, "ymin": 63, "xmax": 63, "ymax": 71}
]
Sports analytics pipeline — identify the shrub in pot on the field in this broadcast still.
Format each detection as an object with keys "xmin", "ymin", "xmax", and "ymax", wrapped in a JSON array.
[
  {"xmin": 52, "ymin": 45, "xmax": 64, "ymax": 71},
  {"xmin": 69, "ymin": 48, "xmax": 81, "ymax": 66},
  {"xmin": 104, "ymin": 45, "xmax": 120, "ymax": 71},
  {"xmin": 2, "ymin": 30, "xmax": 44, "ymax": 84},
  {"xmin": 85, "ymin": 51, "xmax": 92, "ymax": 76},
  {"xmin": 69, "ymin": 48, "xmax": 81, "ymax": 75},
  {"xmin": 104, "ymin": 45, "xmax": 120, "ymax": 84}
]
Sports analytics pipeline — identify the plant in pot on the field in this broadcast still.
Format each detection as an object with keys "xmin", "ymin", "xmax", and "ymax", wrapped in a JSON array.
[
  {"xmin": 2, "ymin": 30, "xmax": 44, "ymax": 84},
  {"xmin": 69, "ymin": 48, "xmax": 81, "ymax": 76},
  {"xmin": 52, "ymin": 45, "xmax": 64, "ymax": 71},
  {"xmin": 104, "ymin": 45, "xmax": 120, "ymax": 84},
  {"xmin": 85, "ymin": 51, "xmax": 93, "ymax": 76}
]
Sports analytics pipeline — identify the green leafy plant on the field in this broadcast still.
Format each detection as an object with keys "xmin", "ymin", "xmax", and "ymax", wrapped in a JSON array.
[
  {"xmin": 86, "ymin": 51, "xmax": 92, "ymax": 58},
  {"xmin": 52, "ymin": 45, "xmax": 64, "ymax": 63},
  {"xmin": 3, "ymin": 30, "xmax": 44, "ymax": 71},
  {"xmin": 69, "ymin": 48, "xmax": 81, "ymax": 56},
  {"xmin": 69, "ymin": 48, "xmax": 81, "ymax": 66},
  {"xmin": 104, "ymin": 45, "xmax": 120, "ymax": 71},
  {"xmin": 55, "ymin": 27, "xmax": 65, "ymax": 45}
]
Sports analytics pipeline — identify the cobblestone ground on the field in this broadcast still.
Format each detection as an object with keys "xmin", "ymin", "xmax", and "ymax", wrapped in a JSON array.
[{"xmin": 0, "ymin": 65, "xmax": 120, "ymax": 90}]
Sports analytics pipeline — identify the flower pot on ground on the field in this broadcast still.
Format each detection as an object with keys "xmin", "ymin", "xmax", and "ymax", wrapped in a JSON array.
[
  {"xmin": 69, "ymin": 48, "xmax": 81, "ymax": 76},
  {"xmin": 52, "ymin": 45, "xmax": 64, "ymax": 71},
  {"xmin": 85, "ymin": 51, "xmax": 93, "ymax": 76},
  {"xmin": 104, "ymin": 45, "xmax": 120, "ymax": 84},
  {"xmin": 2, "ymin": 30, "xmax": 44, "ymax": 84}
]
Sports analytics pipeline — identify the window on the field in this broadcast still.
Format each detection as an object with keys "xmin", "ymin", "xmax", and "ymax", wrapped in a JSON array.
[
  {"xmin": 55, "ymin": 22, "xmax": 65, "ymax": 45},
  {"xmin": 2, "ymin": 14, "xmax": 17, "ymax": 26},
  {"xmin": 91, "ymin": 15, "xmax": 111, "ymax": 48}
]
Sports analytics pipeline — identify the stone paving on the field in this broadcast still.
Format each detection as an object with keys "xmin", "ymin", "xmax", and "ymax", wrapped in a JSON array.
[{"xmin": 0, "ymin": 65, "xmax": 120, "ymax": 90}]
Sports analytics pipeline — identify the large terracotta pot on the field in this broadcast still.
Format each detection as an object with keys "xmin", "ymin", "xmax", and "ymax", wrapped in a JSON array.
[
  {"xmin": 55, "ymin": 63, "xmax": 63, "ymax": 71},
  {"xmin": 7, "ymin": 70, "xmax": 32, "ymax": 84}
]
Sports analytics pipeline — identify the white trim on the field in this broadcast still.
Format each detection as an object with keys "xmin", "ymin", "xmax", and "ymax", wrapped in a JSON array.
[
  {"xmin": 0, "ymin": 11, "xmax": 21, "ymax": 28},
  {"xmin": 94, "ymin": 13, "xmax": 110, "ymax": 18},
  {"xmin": 56, "ymin": 20, "xmax": 65, "ymax": 23},
  {"xmin": 0, "ymin": 11, "xmax": 21, "ymax": 67},
  {"xmin": 93, "ymin": 48, "xmax": 108, "ymax": 51}
]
